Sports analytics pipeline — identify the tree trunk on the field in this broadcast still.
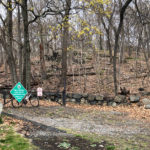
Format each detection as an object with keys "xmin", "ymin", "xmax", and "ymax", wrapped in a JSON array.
[
  {"xmin": 106, "ymin": 30, "xmax": 113, "ymax": 63},
  {"xmin": 61, "ymin": 0, "xmax": 71, "ymax": 106},
  {"xmin": 39, "ymin": 25, "xmax": 47, "ymax": 79},
  {"xmin": 21, "ymin": 0, "xmax": 31, "ymax": 90},
  {"xmin": 99, "ymin": 34, "xmax": 103, "ymax": 50},
  {"xmin": 17, "ymin": 5, "xmax": 23, "ymax": 82},
  {"xmin": 6, "ymin": 0, "xmax": 18, "ymax": 85},
  {"xmin": 119, "ymin": 27, "xmax": 125, "ymax": 63},
  {"xmin": 113, "ymin": 0, "xmax": 133, "ymax": 95}
]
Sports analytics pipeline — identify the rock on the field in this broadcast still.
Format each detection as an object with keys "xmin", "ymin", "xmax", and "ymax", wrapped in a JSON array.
[
  {"xmin": 73, "ymin": 94, "xmax": 82, "ymax": 99},
  {"xmin": 137, "ymin": 101, "xmax": 143, "ymax": 107},
  {"xmin": 58, "ymin": 99, "xmax": 62, "ymax": 103},
  {"xmin": 107, "ymin": 102, "xmax": 117, "ymax": 107},
  {"xmin": 50, "ymin": 93, "xmax": 56, "ymax": 96},
  {"xmin": 142, "ymin": 98, "xmax": 150, "ymax": 105},
  {"xmin": 67, "ymin": 93, "xmax": 73, "ymax": 98},
  {"xmin": 70, "ymin": 99, "xmax": 76, "ymax": 103},
  {"xmin": 107, "ymin": 102, "xmax": 113, "ymax": 106},
  {"xmin": 129, "ymin": 95, "xmax": 140, "ymax": 103},
  {"xmin": 99, "ymin": 145, "xmax": 104, "ymax": 148},
  {"xmin": 95, "ymin": 95, "xmax": 103, "ymax": 101},
  {"xmin": 75, "ymin": 99, "xmax": 81, "ymax": 103},
  {"xmin": 103, "ymin": 96, "xmax": 114, "ymax": 102},
  {"xmin": 66, "ymin": 98, "xmax": 70, "ymax": 102},
  {"xmin": 112, "ymin": 102, "xmax": 117, "ymax": 107},
  {"xmin": 88, "ymin": 95, "xmax": 95, "ymax": 101},
  {"xmin": 80, "ymin": 98, "xmax": 86, "ymax": 104},
  {"xmin": 0, "ymin": 102, "xmax": 3, "ymax": 115},
  {"xmin": 114, "ymin": 95, "xmax": 126, "ymax": 103},
  {"xmin": 103, "ymin": 102, "xmax": 107, "ymax": 106},
  {"xmin": 145, "ymin": 105, "xmax": 150, "ymax": 109},
  {"xmin": 97, "ymin": 101, "xmax": 103, "ymax": 105},
  {"xmin": 141, "ymin": 91, "xmax": 150, "ymax": 96},
  {"xmin": 82, "ymin": 94, "xmax": 88, "ymax": 98},
  {"xmin": 50, "ymin": 96, "xmax": 55, "ymax": 101},
  {"xmin": 89, "ymin": 100, "xmax": 97, "ymax": 105}
]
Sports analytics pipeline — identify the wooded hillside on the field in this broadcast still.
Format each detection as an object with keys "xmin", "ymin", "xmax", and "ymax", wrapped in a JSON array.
[{"xmin": 0, "ymin": 0, "xmax": 150, "ymax": 98}]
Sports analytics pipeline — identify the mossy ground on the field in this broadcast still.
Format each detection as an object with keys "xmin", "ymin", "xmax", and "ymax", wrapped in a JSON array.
[
  {"xmin": 60, "ymin": 128, "xmax": 150, "ymax": 150},
  {"xmin": 0, "ymin": 117, "xmax": 37, "ymax": 150}
]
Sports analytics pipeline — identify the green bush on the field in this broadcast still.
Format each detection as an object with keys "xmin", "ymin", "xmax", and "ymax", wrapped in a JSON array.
[{"xmin": 106, "ymin": 145, "xmax": 115, "ymax": 150}]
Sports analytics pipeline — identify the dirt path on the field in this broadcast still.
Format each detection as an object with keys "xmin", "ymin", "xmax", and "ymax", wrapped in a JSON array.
[{"xmin": 3, "ymin": 104, "xmax": 150, "ymax": 150}]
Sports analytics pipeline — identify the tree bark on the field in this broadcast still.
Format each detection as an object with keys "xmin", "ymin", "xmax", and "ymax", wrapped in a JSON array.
[
  {"xmin": 39, "ymin": 25, "xmax": 47, "ymax": 79},
  {"xmin": 113, "ymin": 0, "xmax": 133, "ymax": 95},
  {"xmin": 21, "ymin": 0, "xmax": 31, "ymax": 90},
  {"xmin": 17, "ymin": 5, "xmax": 23, "ymax": 82},
  {"xmin": 61, "ymin": 0, "xmax": 71, "ymax": 106},
  {"xmin": 6, "ymin": 0, "xmax": 18, "ymax": 85}
]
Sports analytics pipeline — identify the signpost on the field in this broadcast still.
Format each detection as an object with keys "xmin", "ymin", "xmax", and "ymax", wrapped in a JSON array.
[
  {"xmin": 37, "ymin": 87, "xmax": 43, "ymax": 97},
  {"xmin": 10, "ymin": 82, "xmax": 28, "ymax": 103}
]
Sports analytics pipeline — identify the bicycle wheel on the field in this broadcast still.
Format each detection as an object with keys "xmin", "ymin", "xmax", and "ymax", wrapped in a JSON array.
[
  {"xmin": 29, "ymin": 96, "xmax": 39, "ymax": 107},
  {"xmin": 11, "ymin": 98, "xmax": 22, "ymax": 108}
]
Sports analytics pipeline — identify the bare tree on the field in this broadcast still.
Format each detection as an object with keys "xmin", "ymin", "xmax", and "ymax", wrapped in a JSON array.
[{"xmin": 113, "ymin": 0, "xmax": 133, "ymax": 95}]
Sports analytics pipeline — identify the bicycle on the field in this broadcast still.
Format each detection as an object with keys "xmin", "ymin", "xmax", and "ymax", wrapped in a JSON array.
[{"xmin": 11, "ymin": 92, "xmax": 40, "ymax": 108}]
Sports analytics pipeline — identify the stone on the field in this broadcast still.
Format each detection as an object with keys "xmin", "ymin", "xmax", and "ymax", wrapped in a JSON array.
[
  {"xmin": 88, "ymin": 95, "xmax": 95, "ymax": 101},
  {"xmin": 97, "ymin": 101, "xmax": 103, "ymax": 105},
  {"xmin": 141, "ymin": 98, "xmax": 150, "ymax": 105},
  {"xmin": 89, "ymin": 100, "xmax": 97, "ymax": 105},
  {"xmin": 73, "ymin": 94, "xmax": 82, "ymax": 99},
  {"xmin": 75, "ymin": 99, "xmax": 81, "ymax": 103},
  {"xmin": 66, "ymin": 98, "xmax": 70, "ymax": 102},
  {"xmin": 82, "ymin": 94, "xmax": 88, "ymax": 98},
  {"xmin": 140, "ymin": 91, "xmax": 150, "ymax": 96},
  {"xmin": 114, "ymin": 95, "xmax": 126, "ymax": 103},
  {"xmin": 145, "ymin": 105, "xmax": 150, "ymax": 109},
  {"xmin": 112, "ymin": 102, "xmax": 117, "ymax": 107},
  {"xmin": 0, "ymin": 102, "xmax": 3, "ymax": 115},
  {"xmin": 67, "ymin": 93, "xmax": 73, "ymax": 98},
  {"xmin": 107, "ymin": 102, "xmax": 113, "ymax": 106},
  {"xmin": 80, "ymin": 98, "xmax": 86, "ymax": 104},
  {"xmin": 57, "ymin": 99, "xmax": 62, "ymax": 103},
  {"xmin": 107, "ymin": 102, "xmax": 117, "ymax": 107},
  {"xmin": 103, "ymin": 96, "xmax": 114, "ymax": 102},
  {"xmin": 70, "ymin": 99, "xmax": 76, "ymax": 102},
  {"xmin": 122, "ymin": 102, "xmax": 131, "ymax": 106},
  {"xmin": 137, "ymin": 102, "xmax": 143, "ymax": 107},
  {"xmin": 103, "ymin": 102, "xmax": 107, "ymax": 106},
  {"xmin": 95, "ymin": 95, "xmax": 103, "ymax": 101},
  {"xmin": 50, "ymin": 96, "xmax": 55, "ymax": 101},
  {"xmin": 129, "ymin": 95, "xmax": 140, "ymax": 103},
  {"xmin": 50, "ymin": 93, "xmax": 56, "ymax": 96}
]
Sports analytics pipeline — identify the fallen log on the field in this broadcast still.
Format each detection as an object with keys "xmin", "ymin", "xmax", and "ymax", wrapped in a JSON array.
[{"xmin": 47, "ymin": 72, "xmax": 96, "ymax": 78}]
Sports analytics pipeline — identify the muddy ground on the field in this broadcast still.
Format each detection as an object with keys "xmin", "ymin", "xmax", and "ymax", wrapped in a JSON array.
[{"xmin": 2, "ymin": 101, "xmax": 150, "ymax": 150}]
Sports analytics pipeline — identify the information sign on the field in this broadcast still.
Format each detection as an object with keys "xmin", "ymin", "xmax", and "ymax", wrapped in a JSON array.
[{"xmin": 10, "ymin": 82, "xmax": 28, "ymax": 103}]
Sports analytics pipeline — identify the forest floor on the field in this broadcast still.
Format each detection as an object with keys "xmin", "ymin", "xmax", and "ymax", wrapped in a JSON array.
[
  {"xmin": 1, "ymin": 101, "xmax": 150, "ymax": 150},
  {"xmin": 1, "ymin": 51, "xmax": 150, "ymax": 149},
  {"xmin": 1, "ymin": 51, "xmax": 150, "ymax": 96}
]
